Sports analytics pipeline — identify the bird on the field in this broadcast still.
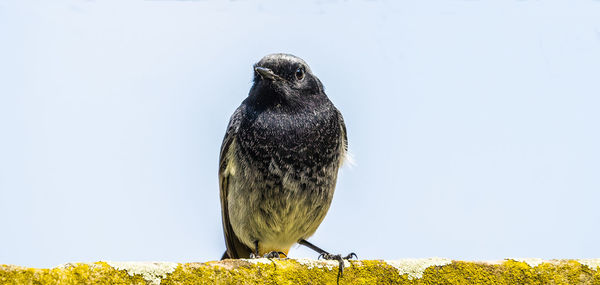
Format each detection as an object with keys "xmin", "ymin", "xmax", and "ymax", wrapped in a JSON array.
[{"xmin": 218, "ymin": 53, "xmax": 354, "ymax": 266}]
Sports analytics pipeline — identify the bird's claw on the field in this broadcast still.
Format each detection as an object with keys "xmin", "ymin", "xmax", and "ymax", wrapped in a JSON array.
[
  {"xmin": 318, "ymin": 252, "xmax": 357, "ymax": 260},
  {"xmin": 263, "ymin": 251, "xmax": 287, "ymax": 259},
  {"xmin": 318, "ymin": 252, "xmax": 358, "ymax": 278},
  {"xmin": 344, "ymin": 252, "xmax": 358, "ymax": 260},
  {"xmin": 249, "ymin": 251, "xmax": 287, "ymax": 259}
]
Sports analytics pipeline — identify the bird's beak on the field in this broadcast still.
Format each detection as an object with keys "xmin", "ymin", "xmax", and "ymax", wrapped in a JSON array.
[{"xmin": 255, "ymin": 67, "xmax": 282, "ymax": 81}]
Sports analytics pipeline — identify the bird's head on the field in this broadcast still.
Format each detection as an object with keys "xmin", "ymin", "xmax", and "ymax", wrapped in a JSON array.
[{"xmin": 249, "ymin": 54, "xmax": 324, "ymax": 107}]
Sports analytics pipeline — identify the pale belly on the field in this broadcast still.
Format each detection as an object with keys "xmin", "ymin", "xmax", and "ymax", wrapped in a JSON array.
[{"xmin": 227, "ymin": 165, "xmax": 335, "ymax": 255}]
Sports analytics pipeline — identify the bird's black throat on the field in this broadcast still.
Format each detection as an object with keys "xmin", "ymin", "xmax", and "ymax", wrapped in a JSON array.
[{"xmin": 237, "ymin": 95, "xmax": 342, "ymax": 172}]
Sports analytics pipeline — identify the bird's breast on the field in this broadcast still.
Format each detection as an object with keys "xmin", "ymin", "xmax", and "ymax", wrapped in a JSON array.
[
  {"xmin": 236, "ymin": 107, "xmax": 341, "ymax": 171},
  {"xmin": 226, "ymin": 105, "xmax": 343, "ymax": 251}
]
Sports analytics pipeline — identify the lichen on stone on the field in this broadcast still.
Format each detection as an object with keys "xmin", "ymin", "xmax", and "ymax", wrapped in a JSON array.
[
  {"xmin": 295, "ymin": 258, "xmax": 351, "ymax": 271},
  {"xmin": 511, "ymin": 258, "xmax": 545, "ymax": 268},
  {"xmin": 105, "ymin": 261, "xmax": 178, "ymax": 285},
  {"xmin": 579, "ymin": 258, "xmax": 600, "ymax": 270},
  {"xmin": 243, "ymin": 258, "xmax": 274, "ymax": 265},
  {"xmin": 385, "ymin": 257, "xmax": 452, "ymax": 280},
  {"xmin": 3, "ymin": 258, "xmax": 600, "ymax": 284}
]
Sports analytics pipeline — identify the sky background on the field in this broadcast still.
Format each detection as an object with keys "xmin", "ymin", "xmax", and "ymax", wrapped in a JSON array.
[{"xmin": 1, "ymin": 1, "xmax": 599, "ymax": 268}]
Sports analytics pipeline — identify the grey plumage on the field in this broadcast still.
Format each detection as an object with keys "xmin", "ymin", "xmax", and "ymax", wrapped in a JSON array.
[{"xmin": 219, "ymin": 54, "xmax": 347, "ymax": 259}]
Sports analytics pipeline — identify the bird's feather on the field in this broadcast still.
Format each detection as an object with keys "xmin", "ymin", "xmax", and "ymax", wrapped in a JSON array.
[
  {"xmin": 219, "ymin": 108, "xmax": 253, "ymax": 259},
  {"xmin": 336, "ymin": 109, "xmax": 349, "ymax": 167}
]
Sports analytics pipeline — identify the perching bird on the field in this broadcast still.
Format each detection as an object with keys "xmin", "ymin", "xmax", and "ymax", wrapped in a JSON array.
[{"xmin": 219, "ymin": 54, "xmax": 354, "ymax": 264}]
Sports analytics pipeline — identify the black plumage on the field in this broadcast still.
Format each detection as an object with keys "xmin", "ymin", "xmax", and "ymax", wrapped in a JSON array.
[{"xmin": 219, "ymin": 54, "xmax": 347, "ymax": 259}]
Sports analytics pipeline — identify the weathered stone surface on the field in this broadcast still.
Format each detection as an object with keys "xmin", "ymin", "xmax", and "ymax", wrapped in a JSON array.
[{"xmin": 1, "ymin": 258, "xmax": 599, "ymax": 284}]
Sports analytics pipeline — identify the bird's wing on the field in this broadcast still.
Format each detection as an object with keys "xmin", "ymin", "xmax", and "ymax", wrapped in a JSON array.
[
  {"xmin": 336, "ymin": 108, "xmax": 349, "ymax": 165},
  {"xmin": 219, "ymin": 107, "xmax": 253, "ymax": 259}
]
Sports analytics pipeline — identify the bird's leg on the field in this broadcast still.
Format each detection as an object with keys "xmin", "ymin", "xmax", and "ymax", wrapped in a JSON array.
[
  {"xmin": 249, "ymin": 240, "xmax": 260, "ymax": 258},
  {"xmin": 299, "ymin": 239, "xmax": 357, "ymax": 279},
  {"xmin": 249, "ymin": 240, "xmax": 287, "ymax": 259}
]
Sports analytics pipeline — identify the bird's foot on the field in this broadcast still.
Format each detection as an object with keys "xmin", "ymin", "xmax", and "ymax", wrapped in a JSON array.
[
  {"xmin": 263, "ymin": 251, "xmax": 287, "ymax": 259},
  {"xmin": 250, "ymin": 251, "xmax": 287, "ymax": 259},
  {"xmin": 318, "ymin": 252, "xmax": 357, "ymax": 261},
  {"xmin": 318, "ymin": 252, "xmax": 358, "ymax": 277}
]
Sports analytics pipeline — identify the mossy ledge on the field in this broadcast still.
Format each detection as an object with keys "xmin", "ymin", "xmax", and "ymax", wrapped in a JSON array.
[{"xmin": 1, "ymin": 258, "xmax": 599, "ymax": 284}]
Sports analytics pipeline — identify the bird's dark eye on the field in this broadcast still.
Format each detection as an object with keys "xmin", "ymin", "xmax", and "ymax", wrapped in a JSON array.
[{"xmin": 295, "ymin": 67, "xmax": 305, "ymax": 81}]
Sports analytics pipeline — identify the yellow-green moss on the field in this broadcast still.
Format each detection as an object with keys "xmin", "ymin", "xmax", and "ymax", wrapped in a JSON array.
[
  {"xmin": 1, "ymin": 259, "xmax": 599, "ymax": 285},
  {"xmin": 0, "ymin": 262, "xmax": 147, "ymax": 285}
]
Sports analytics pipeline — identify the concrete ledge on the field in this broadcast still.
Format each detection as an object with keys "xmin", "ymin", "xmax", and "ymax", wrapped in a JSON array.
[{"xmin": 1, "ymin": 258, "xmax": 599, "ymax": 284}]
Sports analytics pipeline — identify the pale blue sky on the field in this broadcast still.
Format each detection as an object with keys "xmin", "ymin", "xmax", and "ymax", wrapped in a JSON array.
[{"xmin": 1, "ymin": 1, "xmax": 599, "ymax": 268}]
